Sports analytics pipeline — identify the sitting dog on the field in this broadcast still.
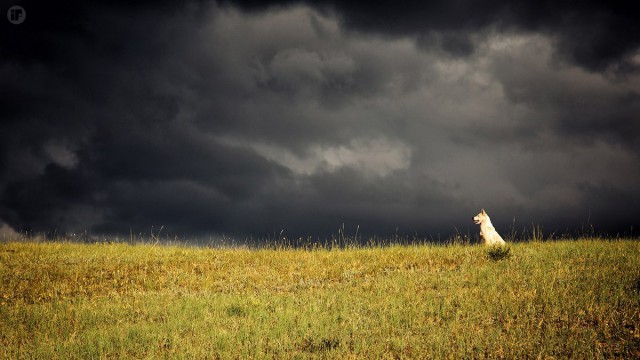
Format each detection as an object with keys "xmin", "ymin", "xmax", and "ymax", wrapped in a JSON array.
[{"xmin": 473, "ymin": 209, "xmax": 506, "ymax": 246}]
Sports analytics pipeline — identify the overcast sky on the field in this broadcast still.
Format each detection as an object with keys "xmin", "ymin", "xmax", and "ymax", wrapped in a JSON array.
[{"xmin": 1, "ymin": 0, "xmax": 639, "ymax": 242}]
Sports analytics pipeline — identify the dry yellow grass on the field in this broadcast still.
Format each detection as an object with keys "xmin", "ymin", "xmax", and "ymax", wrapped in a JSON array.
[{"xmin": 1, "ymin": 239, "xmax": 639, "ymax": 358}]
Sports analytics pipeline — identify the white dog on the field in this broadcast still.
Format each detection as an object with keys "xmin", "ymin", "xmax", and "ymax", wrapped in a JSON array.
[{"xmin": 473, "ymin": 209, "xmax": 506, "ymax": 246}]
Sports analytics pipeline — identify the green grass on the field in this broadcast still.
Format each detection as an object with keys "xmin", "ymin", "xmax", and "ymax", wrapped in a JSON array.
[{"xmin": 1, "ymin": 238, "xmax": 639, "ymax": 358}]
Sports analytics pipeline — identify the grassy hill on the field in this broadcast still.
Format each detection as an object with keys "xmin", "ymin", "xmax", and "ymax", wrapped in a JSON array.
[{"xmin": 1, "ymin": 238, "xmax": 639, "ymax": 358}]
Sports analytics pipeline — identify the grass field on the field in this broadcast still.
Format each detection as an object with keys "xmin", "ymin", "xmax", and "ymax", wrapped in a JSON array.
[{"xmin": 1, "ymin": 238, "xmax": 639, "ymax": 358}]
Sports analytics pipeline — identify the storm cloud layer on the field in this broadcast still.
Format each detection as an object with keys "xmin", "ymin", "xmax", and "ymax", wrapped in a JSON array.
[{"xmin": 1, "ymin": 0, "xmax": 639, "ymax": 241}]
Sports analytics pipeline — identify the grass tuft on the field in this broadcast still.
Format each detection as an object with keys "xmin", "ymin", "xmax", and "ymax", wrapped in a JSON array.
[{"xmin": 486, "ymin": 245, "xmax": 512, "ymax": 261}]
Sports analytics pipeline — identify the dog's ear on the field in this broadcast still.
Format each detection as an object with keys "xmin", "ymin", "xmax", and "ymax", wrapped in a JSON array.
[{"xmin": 481, "ymin": 209, "xmax": 486, "ymax": 215}]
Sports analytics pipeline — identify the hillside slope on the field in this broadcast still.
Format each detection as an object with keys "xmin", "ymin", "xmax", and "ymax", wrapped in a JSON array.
[{"xmin": 1, "ymin": 239, "xmax": 639, "ymax": 358}]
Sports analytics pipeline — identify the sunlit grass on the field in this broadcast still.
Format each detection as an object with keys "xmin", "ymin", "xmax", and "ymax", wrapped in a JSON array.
[{"xmin": 1, "ymin": 238, "xmax": 639, "ymax": 358}]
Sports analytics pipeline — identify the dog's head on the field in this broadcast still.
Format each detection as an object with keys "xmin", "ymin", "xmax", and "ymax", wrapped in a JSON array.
[{"xmin": 472, "ymin": 209, "xmax": 488, "ymax": 225}]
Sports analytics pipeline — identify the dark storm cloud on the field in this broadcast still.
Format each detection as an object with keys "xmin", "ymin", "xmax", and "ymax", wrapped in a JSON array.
[
  {"xmin": 1, "ymin": 0, "xmax": 229, "ymax": 235},
  {"xmin": 1, "ymin": 0, "xmax": 639, "ymax": 241},
  {"xmin": 483, "ymin": 37, "xmax": 640, "ymax": 151},
  {"xmin": 223, "ymin": 0, "xmax": 640, "ymax": 72}
]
